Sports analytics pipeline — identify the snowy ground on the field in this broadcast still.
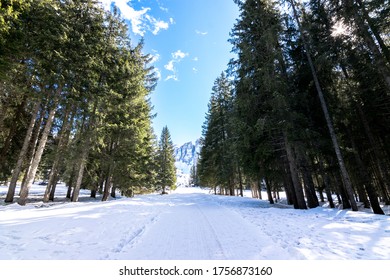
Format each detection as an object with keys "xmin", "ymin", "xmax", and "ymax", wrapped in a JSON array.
[{"xmin": 1, "ymin": 184, "xmax": 390, "ymax": 260}]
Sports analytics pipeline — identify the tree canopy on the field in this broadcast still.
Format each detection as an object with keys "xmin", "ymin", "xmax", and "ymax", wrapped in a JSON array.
[
  {"xmin": 1, "ymin": 0, "xmax": 163, "ymax": 204},
  {"xmin": 197, "ymin": 0, "xmax": 389, "ymax": 214}
]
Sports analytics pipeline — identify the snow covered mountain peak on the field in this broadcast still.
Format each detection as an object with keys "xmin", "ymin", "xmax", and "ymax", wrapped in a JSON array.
[
  {"xmin": 175, "ymin": 139, "xmax": 200, "ymax": 170},
  {"xmin": 174, "ymin": 139, "xmax": 201, "ymax": 187}
]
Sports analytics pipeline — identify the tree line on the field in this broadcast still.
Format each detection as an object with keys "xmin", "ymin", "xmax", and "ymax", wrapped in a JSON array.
[
  {"xmin": 0, "ymin": 0, "xmax": 176, "ymax": 205},
  {"xmin": 196, "ymin": 0, "xmax": 390, "ymax": 215}
]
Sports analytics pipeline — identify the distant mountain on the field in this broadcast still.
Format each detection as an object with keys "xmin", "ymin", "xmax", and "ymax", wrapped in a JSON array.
[{"xmin": 174, "ymin": 139, "xmax": 201, "ymax": 187}]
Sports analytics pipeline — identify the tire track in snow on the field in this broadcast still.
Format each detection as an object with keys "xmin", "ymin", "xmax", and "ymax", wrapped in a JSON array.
[
  {"xmin": 116, "ymin": 193, "xmax": 294, "ymax": 259},
  {"xmin": 195, "ymin": 203, "xmax": 228, "ymax": 259},
  {"xmin": 109, "ymin": 214, "xmax": 160, "ymax": 256}
]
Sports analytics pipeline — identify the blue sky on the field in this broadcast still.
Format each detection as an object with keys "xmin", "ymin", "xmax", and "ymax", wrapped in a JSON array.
[{"xmin": 100, "ymin": 0, "xmax": 239, "ymax": 146}]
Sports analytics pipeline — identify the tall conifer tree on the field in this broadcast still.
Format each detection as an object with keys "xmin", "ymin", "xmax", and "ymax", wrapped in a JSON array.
[{"xmin": 157, "ymin": 126, "xmax": 176, "ymax": 194}]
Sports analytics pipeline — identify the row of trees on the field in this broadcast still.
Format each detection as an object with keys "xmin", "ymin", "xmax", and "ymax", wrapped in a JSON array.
[
  {"xmin": 0, "ymin": 0, "xmax": 176, "ymax": 205},
  {"xmin": 197, "ymin": 0, "xmax": 390, "ymax": 214}
]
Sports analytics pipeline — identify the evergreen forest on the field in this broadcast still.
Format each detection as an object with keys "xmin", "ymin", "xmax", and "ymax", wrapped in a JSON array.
[
  {"xmin": 197, "ymin": 0, "xmax": 390, "ymax": 215},
  {"xmin": 0, "ymin": 0, "xmax": 176, "ymax": 205}
]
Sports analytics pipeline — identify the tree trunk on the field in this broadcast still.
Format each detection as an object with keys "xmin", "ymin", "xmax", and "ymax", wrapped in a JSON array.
[
  {"xmin": 350, "ymin": 136, "xmax": 384, "ymax": 214},
  {"xmin": 332, "ymin": 172, "xmax": 351, "ymax": 209},
  {"xmin": 18, "ymin": 104, "xmax": 57, "ymax": 206},
  {"xmin": 71, "ymin": 98, "xmax": 99, "ymax": 202},
  {"xmin": 19, "ymin": 105, "xmax": 46, "ymax": 195},
  {"xmin": 66, "ymin": 166, "xmax": 76, "ymax": 199},
  {"xmin": 282, "ymin": 156, "xmax": 297, "ymax": 206},
  {"xmin": 324, "ymin": 174, "xmax": 335, "ymax": 209},
  {"xmin": 102, "ymin": 174, "xmax": 112, "ymax": 201},
  {"xmin": 5, "ymin": 101, "xmax": 40, "ymax": 203},
  {"xmin": 110, "ymin": 185, "xmax": 116, "ymax": 198},
  {"xmin": 229, "ymin": 178, "xmax": 235, "ymax": 196},
  {"xmin": 354, "ymin": 172, "xmax": 370, "ymax": 208},
  {"xmin": 297, "ymin": 146, "xmax": 319, "ymax": 208},
  {"xmin": 284, "ymin": 132, "xmax": 307, "ymax": 209},
  {"xmin": 98, "ymin": 172, "xmax": 105, "ymax": 194},
  {"xmin": 257, "ymin": 179, "xmax": 262, "ymax": 199},
  {"xmin": 315, "ymin": 176, "xmax": 325, "ymax": 203},
  {"xmin": 264, "ymin": 177, "xmax": 274, "ymax": 204},
  {"xmin": 251, "ymin": 180, "xmax": 259, "ymax": 198},
  {"xmin": 103, "ymin": 139, "xmax": 115, "ymax": 201},
  {"xmin": 356, "ymin": 102, "xmax": 390, "ymax": 197},
  {"xmin": 90, "ymin": 187, "xmax": 97, "ymax": 198},
  {"xmin": 71, "ymin": 138, "xmax": 90, "ymax": 202},
  {"xmin": 44, "ymin": 105, "xmax": 72, "ymax": 202},
  {"xmin": 0, "ymin": 106, "xmax": 6, "ymax": 133},
  {"xmin": 66, "ymin": 185, "xmax": 72, "ymax": 199},
  {"xmin": 340, "ymin": 64, "xmax": 390, "ymax": 202},
  {"xmin": 238, "ymin": 167, "xmax": 243, "ymax": 197},
  {"xmin": 289, "ymin": 0, "xmax": 358, "ymax": 211},
  {"xmin": 48, "ymin": 172, "xmax": 59, "ymax": 201}
]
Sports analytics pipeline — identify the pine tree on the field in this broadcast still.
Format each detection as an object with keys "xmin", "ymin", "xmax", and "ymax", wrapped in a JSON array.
[
  {"xmin": 228, "ymin": 0, "xmax": 305, "ymax": 206},
  {"xmin": 3, "ymin": 0, "xmax": 159, "ymax": 204},
  {"xmin": 198, "ymin": 72, "xmax": 236, "ymax": 195},
  {"xmin": 189, "ymin": 164, "xmax": 199, "ymax": 186},
  {"xmin": 156, "ymin": 126, "xmax": 176, "ymax": 194},
  {"xmin": 215, "ymin": 0, "xmax": 388, "ymax": 213},
  {"xmin": 287, "ymin": 0, "xmax": 358, "ymax": 210}
]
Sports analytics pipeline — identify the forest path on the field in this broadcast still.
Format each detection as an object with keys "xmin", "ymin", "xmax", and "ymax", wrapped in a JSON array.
[
  {"xmin": 2, "ymin": 184, "xmax": 389, "ymax": 260},
  {"xmin": 111, "ymin": 189, "xmax": 293, "ymax": 260}
]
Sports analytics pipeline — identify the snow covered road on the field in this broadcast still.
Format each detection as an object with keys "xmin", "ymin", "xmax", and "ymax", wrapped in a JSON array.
[
  {"xmin": 115, "ymin": 192, "xmax": 292, "ymax": 260},
  {"xmin": 1, "ymin": 185, "xmax": 390, "ymax": 260}
]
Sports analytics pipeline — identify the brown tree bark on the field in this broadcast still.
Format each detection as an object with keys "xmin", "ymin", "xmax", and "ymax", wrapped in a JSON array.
[
  {"xmin": 324, "ymin": 174, "xmax": 335, "ymax": 209},
  {"xmin": 296, "ymin": 145, "xmax": 319, "ymax": 208},
  {"xmin": 71, "ymin": 135, "xmax": 90, "ymax": 202},
  {"xmin": 237, "ymin": 166, "xmax": 244, "ymax": 197},
  {"xmin": 251, "ymin": 180, "xmax": 259, "ymax": 199},
  {"xmin": 44, "ymin": 105, "xmax": 73, "ymax": 202},
  {"xmin": 18, "ymin": 103, "xmax": 57, "ymax": 206},
  {"xmin": 350, "ymin": 137, "xmax": 384, "ymax": 214},
  {"xmin": 102, "ymin": 173, "xmax": 113, "ymax": 201},
  {"xmin": 5, "ymin": 101, "xmax": 40, "ymax": 203},
  {"xmin": 284, "ymin": 132, "xmax": 307, "ymax": 209},
  {"xmin": 264, "ymin": 177, "xmax": 274, "ymax": 204}
]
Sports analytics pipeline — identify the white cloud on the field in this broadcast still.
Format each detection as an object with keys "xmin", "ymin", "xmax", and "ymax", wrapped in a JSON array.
[
  {"xmin": 172, "ymin": 50, "xmax": 189, "ymax": 60},
  {"xmin": 145, "ymin": 15, "xmax": 169, "ymax": 35},
  {"xmin": 165, "ymin": 74, "xmax": 178, "ymax": 82},
  {"xmin": 156, "ymin": 0, "xmax": 168, "ymax": 12},
  {"xmin": 163, "ymin": 50, "xmax": 189, "ymax": 82},
  {"xmin": 113, "ymin": 0, "xmax": 150, "ymax": 36},
  {"xmin": 196, "ymin": 30, "xmax": 208, "ymax": 36},
  {"xmin": 155, "ymin": 20, "xmax": 169, "ymax": 32},
  {"xmin": 164, "ymin": 60, "xmax": 175, "ymax": 72},
  {"xmin": 193, "ymin": 57, "xmax": 199, "ymax": 61},
  {"xmin": 164, "ymin": 60, "xmax": 177, "ymax": 81},
  {"xmin": 193, "ymin": 68, "xmax": 198, "ymax": 73},
  {"xmin": 99, "ymin": 0, "xmax": 171, "ymax": 36}
]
